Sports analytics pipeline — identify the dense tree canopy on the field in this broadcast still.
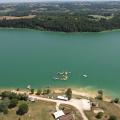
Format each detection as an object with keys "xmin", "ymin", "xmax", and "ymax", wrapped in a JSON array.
[{"xmin": 0, "ymin": 14, "xmax": 120, "ymax": 32}]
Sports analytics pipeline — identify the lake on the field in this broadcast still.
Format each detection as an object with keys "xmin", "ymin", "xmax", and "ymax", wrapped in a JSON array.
[{"xmin": 0, "ymin": 28, "xmax": 120, "ymax": 96}]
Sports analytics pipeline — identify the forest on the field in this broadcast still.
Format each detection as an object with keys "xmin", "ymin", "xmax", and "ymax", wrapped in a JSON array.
[{"xmin": 0, "ymin": 1, "xmax": 120, "ymax": 32}]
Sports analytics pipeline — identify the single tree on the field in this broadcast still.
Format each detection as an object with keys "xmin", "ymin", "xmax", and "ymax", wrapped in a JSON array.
[
  {"xmin": 16, "ymin": 103, "xmax": 29, "ymax": 115},
  {"xmin": 96, "ymin": 112, "xmax": 104, "ymax": 119},
  {"xmin": 113, "ymin": 98, "xmax": 119, "ymax": 103},
  {"xmin": 98, "ymin": 90, "xmax": 103, "ymax": 95},
  {"xmin": 16, "ymin": 88, "xmax": 20, "ymax": 91},
  {"xmin": 96, "ymin": 90, "xmax": 104, "ymax": 100},
  {"xmin": 65, "ymin": 88, "xmax": 72, "ymax": 100},
  {"xmin": 46, "ymin": 88, "xmax": 51, "ymax": 94}
]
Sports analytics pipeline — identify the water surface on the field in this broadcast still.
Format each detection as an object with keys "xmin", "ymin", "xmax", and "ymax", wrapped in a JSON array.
[{"xmin": 0, "ymin": 29, "xmax": 120, "ymax": 96}]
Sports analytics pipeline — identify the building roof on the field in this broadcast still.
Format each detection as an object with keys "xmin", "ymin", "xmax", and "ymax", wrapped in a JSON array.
[
  {"xmin": 57, "ymin": 96, "xmax": 68, "ymax": 101},
  {"xmin": 59, "ymin": 114, "xmax": 74, "ymax": 120},
  {"xmin": 28, "ymin": 96, "xmax": 36, "ymax": 102},
  {"xmin": 53, "ymin": 110, "xmax": 65, "ymax": 119}
]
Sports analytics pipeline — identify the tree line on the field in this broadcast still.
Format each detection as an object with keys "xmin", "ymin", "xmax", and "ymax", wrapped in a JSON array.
[
  {"xmin": 0, "ymin": 14, "xmax": 120, "ymax": 32},
  {"xmin": 0, "ymin": 91, "xmax": 28, "ymax": 115}
]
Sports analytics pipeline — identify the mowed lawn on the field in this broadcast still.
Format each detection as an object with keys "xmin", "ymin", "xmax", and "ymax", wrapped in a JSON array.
[{"xmin": 0, "ymin": 101, "xmax": 56, "ymax": 120}]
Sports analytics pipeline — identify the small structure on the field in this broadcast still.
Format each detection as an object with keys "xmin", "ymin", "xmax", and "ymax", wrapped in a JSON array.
[
  {"xmin": 28, "ymin": 96, "xmax": 37, "ymax": 102},
  {"xmin": 53, "ymin": 110, "xmax": 65, "ymax": 120},
  {"xmin": 93, "ymin": 108, "xmax": 104, "ymax": 114},
  {"xmin": 57, "ymin": 96, "xmax": 68, "ymax": 101},
  {"xmin": 53, "ymin": 110, "xmax": 74, "ymax": 120},
  {"xmin": 80, "ymin": 99, "xmax": 91, "ymax": 111}
]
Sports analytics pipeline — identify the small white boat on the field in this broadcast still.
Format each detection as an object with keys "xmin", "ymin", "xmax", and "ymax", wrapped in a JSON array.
[
  {"xmin": 27, "ymin": 85, "xmax": 31, "ymax": 89},
  {"xmin": 83, "ymin": 74, "xmax": 88, "ymax": 77},
  {"xmin": 53, "ymin": 77, "xmax": 59, "ymax": 80}
]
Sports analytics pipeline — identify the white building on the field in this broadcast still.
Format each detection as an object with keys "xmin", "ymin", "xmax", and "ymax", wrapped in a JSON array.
[
  {"xmin": 57, "ymin": 96, "xmax": 68, "ymax": 101},
  {"xmin": 53, "ymin": 110, "xmax": 65, "ymax": 120},
  {"xmin": 28, "ymin": 96, "xmax": 37, "ymax": 102}
]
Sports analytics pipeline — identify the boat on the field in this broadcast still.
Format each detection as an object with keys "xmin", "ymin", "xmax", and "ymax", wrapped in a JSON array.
[
  {"xmin": 83, "ymin": 74, "xmax": 88, "ymax": 77},
  {"xmin": 54, "ymin": 71, "xmax": 71, "ymax": 81},
  {"xmin": 27, "ymin": 85, "xmax": 31, "ymax": 89},
  {"xmin": 53, "ymin": 77, "xmax": 59, "ymax": 80}
]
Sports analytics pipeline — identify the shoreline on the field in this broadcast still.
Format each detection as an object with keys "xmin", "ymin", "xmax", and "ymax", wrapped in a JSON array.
[
  {"xmin": 0, "ymin": 86, "xmax": 113, "ymax": 101},
  {"xmin": 52, "ymin": 87, "xmax": 113, "ymax": 101},
  {"xmin": 0, "ymin": 27, "xmax": 120, "ymax": 34}
]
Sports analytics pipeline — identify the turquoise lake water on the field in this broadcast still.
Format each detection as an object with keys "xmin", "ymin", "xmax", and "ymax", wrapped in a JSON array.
[{"xmin": 0, "ymin": 28, "xmax": 120, "ymax": 96}]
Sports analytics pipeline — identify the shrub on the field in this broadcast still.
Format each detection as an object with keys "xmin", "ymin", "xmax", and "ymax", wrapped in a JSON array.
[
  {"xmin": 96, "ymin": 112, "xmax": 104, "ymax": 119},
  {"xmin": 95, "ymin": 94, "xmax": 103, "ymax": 100},
  {"xmin": 42, "ymin": 88, "xmax": 51, "ymax": 95},
  {"xmin": 17, "ymin": 94, "xmax": 28, "ymax": 101},
  {"xmin": 8, "ymin": 99, "xmax": 18, "ymax": 109},
  {"xmin": 46, "ymin": 88, "xmax": 51, "ymax": 94},
  {"xmin": 3, "ymin": 109, "xmax": 8, "ymax": 114},
  {"xmin": 16, "ymin": 88, "xmax": 20, "ymax": 91},
  {"xmin": 30, "ymin": 89, "xmax": 34, "ymax": 94},
  {"xmin": 1, "ymin": 91, "xmax": 15, "ymax": 99},
  {"xmin": 36, "ymin": 89, "xmax": 42, "ymax": 95},
  {"xmin": 98, "ymin": 90, "xmax": 103, "ymax": 95},
  {"xmin": 0, "ymin": 102, "xmax": 8, "ymax": 114},
  {"xmin": 108, "ymin": 115, "xmax": 117, "ymax": 120},
  {"xmin": 113, "ymin": 98, "xmax": 119, "ymax": 103},
  {"xmin": 16, "ymin": 103, "xmax": 29, "ymax": 115}
]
